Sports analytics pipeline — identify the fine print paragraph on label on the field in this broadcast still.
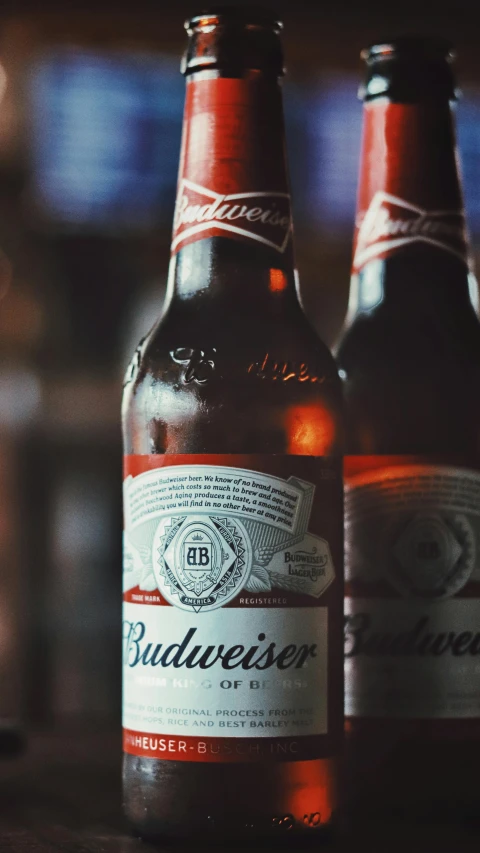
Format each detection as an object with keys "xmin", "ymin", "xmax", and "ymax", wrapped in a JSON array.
[{"xmin": 125, "ymin": 466, "xmax": 301, "ymax": 531}]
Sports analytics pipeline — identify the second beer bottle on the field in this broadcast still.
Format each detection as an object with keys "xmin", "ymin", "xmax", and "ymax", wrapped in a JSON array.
[
  {"xmin": 122, "ymin": 7, "xmax": 344, "ymax": 840},
  {"xmin": 338, "ymin": 37, "xmax": 480, "ymax": 817}
]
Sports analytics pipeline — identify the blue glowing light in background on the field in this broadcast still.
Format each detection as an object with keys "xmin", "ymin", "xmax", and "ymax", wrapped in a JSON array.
[{"xmin": 28, "ymin": 57, "xmax": 480, "ymax": 242}]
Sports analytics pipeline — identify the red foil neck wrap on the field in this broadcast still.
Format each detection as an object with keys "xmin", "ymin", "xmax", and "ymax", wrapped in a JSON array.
[
  {"xmin": 352, "ymin": 102, "xmax": 469, "ymax": 273},
  {"xmin": 171, "ymin": 77, "xmax": 292, "ymax": 255}
]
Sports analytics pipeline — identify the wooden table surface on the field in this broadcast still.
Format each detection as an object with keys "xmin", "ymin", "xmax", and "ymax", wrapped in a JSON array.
[{"xmin": 0, "ymin": 728, "xmax": 478, "ymax": 852}]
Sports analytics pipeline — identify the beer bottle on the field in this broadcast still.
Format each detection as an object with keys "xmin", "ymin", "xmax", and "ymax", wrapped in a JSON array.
[
  {"xmin": 338, "ymin": 37, "xmax": 480, "ymax": 818},
  {"xmin": 122, "ymin": 7, "xmax": 344, "ymax": 841}
]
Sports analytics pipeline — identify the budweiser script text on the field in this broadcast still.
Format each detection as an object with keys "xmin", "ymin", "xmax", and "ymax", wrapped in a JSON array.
[
  {"xmin": 353, "ymin": 191, "xmax": 468, "ymax": 270},
  {"xmin": 345, "ymin": 613, "xmax": 480, "ymax": 657},
  {"xmin": 172, "ymin": 180, "xmax": 292, "ymax": 253},
  {"xmin": 124, "ymin": 621, "xmax": 318, "ymax": 670}
]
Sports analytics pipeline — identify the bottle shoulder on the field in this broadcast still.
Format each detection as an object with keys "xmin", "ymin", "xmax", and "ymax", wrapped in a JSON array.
[
  {"xmin": 337, "ymin": 311, "xmax": 480, "ymax": 455},
  {"xmin": 338, "ymin": 299, "xmax": 480, "ymax": 374},
  {"xmin": 340, "ymin": 252, "xmax": 480, "ymax": 373},
  {"xmin": 122, "ymin": 301, "xmax": 343, "ymax": 455},
  {"xmin": 128, "ymin": 297, "xmax": 340, "ymax": 387}
]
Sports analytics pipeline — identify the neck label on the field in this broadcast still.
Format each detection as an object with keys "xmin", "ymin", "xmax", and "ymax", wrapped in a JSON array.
[
  {"xmin": 172, "ymin": 78, "xmax": 292, "ymax": 255},
  {"xmin": 353, "ymin": 102, "xmax": 469, "ymax": 273},
  {"xmin": 353, "ymin": 190, "xmax": 468, "ymax": 271},
  {"xmin": 172, "ymin": 180, "xmax": 291, "ymax": 254}
]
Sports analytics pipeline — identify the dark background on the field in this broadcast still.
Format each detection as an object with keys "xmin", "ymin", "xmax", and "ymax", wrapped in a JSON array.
[{"xmin": 0, "ymin": 0, "xmax": 479, "ymax": 728}]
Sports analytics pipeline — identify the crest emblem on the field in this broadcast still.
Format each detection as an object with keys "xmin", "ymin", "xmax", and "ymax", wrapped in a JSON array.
[
  {"xmin": 388, "ymin": 512, "xmax": 475, "ymax": 599},
  {"xmin": 153, "ymin": 515, "xmax": 252, "ymax": 612},
  {"xmin": 345, "ymin": 464, "xmax": 479, "ymax": 599}
]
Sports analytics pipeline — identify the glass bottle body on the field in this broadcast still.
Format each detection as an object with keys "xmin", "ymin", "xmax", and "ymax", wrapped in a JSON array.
[
  {"xmin": 339, "ymin": 245, "xmax": 480, "ymax": 819},
  {"xmin": 338, "ymin": 43, "xmax": 480, "ymax": 814},
  {"xmin": 122, "ymin": 238, "xmax": 344, "ymax": 839}
]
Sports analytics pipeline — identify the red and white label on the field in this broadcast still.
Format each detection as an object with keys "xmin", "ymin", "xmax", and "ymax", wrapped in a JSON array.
[
  {"xmin": 345, "ymin": 457, "xmax": 480, "ymax": 719},
  {"xmin": 353, "ymin": 102, "xmax": 469, "ymax": 273},
  {"xmin": 353, "ymin": 191, "xmax": 467, "ymax": 272},
  {"xmin": 172, "ymin": 180, "xmax": 291, "ymax": 254},
  {"xmin": 171, "ymin": 77, "xmax": 292, "ymax": 255},
  {"xmin": 123, "ymin": 454, "xmax": 343, "ymax": 762}
]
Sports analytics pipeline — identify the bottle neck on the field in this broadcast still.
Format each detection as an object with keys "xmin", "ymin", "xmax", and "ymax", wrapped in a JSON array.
[
  {"xmin": 348, "ymin": 98, "xmax": 473, "ymax": 318},
  {"xmin": 166, "ymin": 70, "xmax": 296, "ymax": 308}
]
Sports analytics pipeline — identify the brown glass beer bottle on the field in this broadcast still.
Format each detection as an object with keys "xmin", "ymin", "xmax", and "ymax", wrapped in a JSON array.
[
  {"xmin": 337, "ymin": 37, "xmax": 480, "ymax": 818},
  {"xmin": 122, "ymin": 7, "xmax": 343, "ymax": 840}
]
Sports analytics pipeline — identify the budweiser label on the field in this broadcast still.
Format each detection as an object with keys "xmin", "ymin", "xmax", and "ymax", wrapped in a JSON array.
[
  {"xmin": 345, "ymin": 599, "xmax": 480, "ymax": 718},
  {"xmin": 353, "ymin": 191, "xmax": 468, "ymax": 271},
  {"xmin": 172, "ymin": 180, "xmax": 291, "ymax": 254},
  {"xmin": 123, "ymin": 455, "xmax": 342, "ymax": 762},
  {"xmin": 345, "ymin": 459, "xmax": 480, "ymax": 718},
  {"xmin": 171, "ymin": 77, "xmax": 292, "ymax": 255},
  {"xmin": 353, "ymin": 102, "xmax": 469, "ymax": 272}
]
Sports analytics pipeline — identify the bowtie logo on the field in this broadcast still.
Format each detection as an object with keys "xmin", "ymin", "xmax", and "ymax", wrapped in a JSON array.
[
  {"xmin": 353, "ymin": 191, "xmax": 468, "ymax": 272},
  {"xmin": 172, "ymin": 180, "xmax": 292, "ymax": 254}
]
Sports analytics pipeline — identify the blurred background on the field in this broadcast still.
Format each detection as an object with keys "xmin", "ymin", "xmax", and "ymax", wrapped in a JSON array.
[{"xmin": 0, "ymin": 0, "xmax": 480, "ymax": 731}]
